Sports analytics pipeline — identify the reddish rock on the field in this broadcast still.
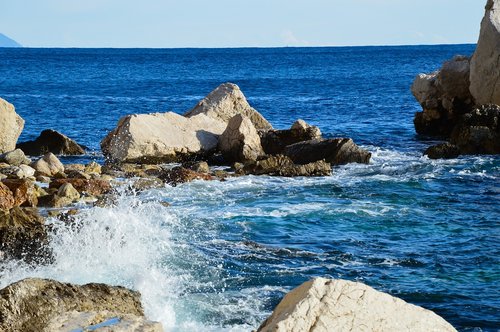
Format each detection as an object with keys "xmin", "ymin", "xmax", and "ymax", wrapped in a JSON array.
[
  {"xmin": 1, "ymin": 179, "xmax": 38, "ymax": 207},
  {"xmin": 0, "ymin": 182, "xmax": 15, "ymax": 210},
  {"xmin": 159, "ymin": 167, "xmax": 213, "ymax": 186},
  {"xmin": 49, "ymin": 179, "xmax": 111, "ymax": 196}
]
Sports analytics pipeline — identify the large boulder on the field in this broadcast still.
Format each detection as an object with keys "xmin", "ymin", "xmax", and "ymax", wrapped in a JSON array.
[
  {"xmin": 412, "ymin": 56, "xmax": 473, "ymax": 137},
  {"xmin": 0, "ymin": 278, "xmax": 161, "ymax": 332},
  {"xmin": 0, "ymin": 98, "xmax": 24, "ymax": 154},
  {"xmin": 284, "ymin": 138, "xmax": 371, "ymax": 165},
  {"xmin": 184, "ymin": 83, "xmax": 272, "ymax": 130},
  {"xmin": 470, "ymin": 0, "xmax": 500, "ymax": 105},
  {"xmin": 0, "ymin": 149, "xmax": 31, "ymax": 166},
  {"xmin": 30, "ymin": 153, "xmax": 64, "ymax": 177},
  {"xmin": 158, "ymin": 166, "xmax": 213, "ymax": 186},
  {"xmin": 17, "ymin": 129, "xmax": 85, "ymax": 156},
  {"xmin": 218, "ymin": 114, "xmax": 265, "ymax": 162},
  {"xmin": 424, "ymin": 143, "xmax": 461, "ymax": 159},
  {"xmin": 258, "ymin": 278, "xmax": 456, "ymax": 332},
  {"xmin": 1, "ymin": 179, "xmax": 38, "ymax": 207},
  {"xmin": 450, "ymin": 104, "xmax": 500, "ymax": 154},
  {"xmin": 0, "ymin": 207, "xmax": 50, "ymax": 263},
  {"xmin": 260, "ymin": 119, "xmax": 322, "ymax": 155},
  {"xmin": 101, "ymin": 112, "xmax": 226, "ymax": 163},
  {"xmin": 242, "ymin": 155, "xmax": 331, "ymax": 177},
  {"xmin": 49, "ymin": 178, "xmax": 111, "ymax": 197}
]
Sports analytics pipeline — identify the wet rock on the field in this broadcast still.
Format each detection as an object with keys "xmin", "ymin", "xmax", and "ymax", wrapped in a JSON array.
[
  {"xmin": 17, "ymin": 129, "xmax": 85, "ymax": 156},
  {"xmin": 258, "ymin": 278, "xmax": 456, "ymax": 332},
  {"xmin": 85, "ymin": 161, "xmax": 102, "ymax": 174},
  {"xmin": 131, "ymin": 177, "xmax": 164, "ymax": 192},
  {"xmin": 101, "ymin": 112, "xmax": 226, "ymax": 163},
  {"xmin": 450, "ymin": 104, "xmax": 500, "ymax": 154},
  {"xmin": 0, "ymin": 278, "xmax": 156, "ymax": 332},
  {"xmin": 218, "ymin": 114, "xmax": 264, "ymax": 162},
  {"xmin": 0, "ymin": 182, "xmax": 15, "ymax": 210},
  {"xmin": 243, "ymin": 155, "xmax": 331, "ymax": 177},
  {"xmin": 49, "ymin": 178, "xmax": 111, "ymax": 197},
  {"xmin": 260, "ymin": 119, "xmax": 322, "ymax": 155},
  {"xmin": 31, "ymin": 153, "xmax": 65, "ymax": 176},
  {"xmin": 1, "ymin": 179, "xmax": 38, "ymax": 207},
  {"xmin": 470, "ymin": 0, "xmax": 500, "ymax": 105},
  {"xmin": 182, "ymin": 160, "xmax": 210, "ymax": 173},
  {"xmin": 424, "ymin": 143, "xmax": 461, "ymax": 159},
  {"xmin": 158, "ymin": 167, "xmax": 213, "ymax": 186},
  {"xmin": 184, "ymin": 82, "xmax": 272, "ymax": 130},
  {"xmin": 0, "ymin": 98, "xmax": 24, "ymax": 154},
  {"xmin": 66, "ymin": 169, "xmax": 92, "ymax": 180},
  {"xmin": 65, "ymin": 163, "xmax": 86, "ymax": 172},
  {"xmin": 0, "ymin": 207, "xmax": 50, "ymax": 264},
  {"xmin": 58, "ymin": 183, "xmax": 80, "ymax": 201},
  {"xmin": 284, "ymin": 138, "xmax": 371, "ymax": 165},
  {"xmin": 0, "ymin": 149, "xmax": 30, "ymax": 166}
]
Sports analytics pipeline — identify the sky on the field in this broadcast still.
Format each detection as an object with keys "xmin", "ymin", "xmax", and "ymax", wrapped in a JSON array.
[{"xmin": 0, "ymin": 0, "xmax": 485, "ymax": 48}]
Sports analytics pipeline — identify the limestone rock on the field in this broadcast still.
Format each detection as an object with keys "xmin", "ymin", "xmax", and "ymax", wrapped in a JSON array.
[
  {"xmin": 424, "ymin": 143, "xmax": 461, "ymax": 159},
  {"xmin": 470, "ymin": 0, "xmax": 500, "ymax": 105},
  {"xmin": 158, "ymin": 167, "xmax": 213, "ymax": 186},
  {"xmin": 31, "ymin": 153, "xmax": 65, "ymax": 176},
  {"xmin": 260, "ymin": 119, "xmax": 322, "ymax": 155},
  {"xmin": 17, "ymin": 129, "xmax": 85, "ymax": 156},
  {"xmin": 450, "ymin": 104, "xmax": 500, "ymax": 154},
  {"xmin": 258, "ymin": 278, "xmax": 456, "ymax": 332},
  {"xmin": 101, "ymin": 112, "xmax": 226, "ymax": 163},
  {"xmin": 85, "ymin": 161, "xmax": 102, "ymax": 174},
  {"xmin": 243, "ymin": 155, "xmax": 331, "ymax": 177},
  {"xmin": 184, "ymin": 83, "xmax": 272, "ymax": 130},
  {"xmin": 0, "ymin": 165, "xmax": 35, "ymax": 180},
  {"xmin": 218, "ymin": 114, "xmax": 264, "ymax": 162},
  {"xmin": 0, "ymin": 149, "xmax": 30, "ymax": 166},
  {"xmin": 0, "ymin": 182, "xmax": 15, "ymax": 210},
  {"xmin": 49, "ymin": 178, "xmax": 111, "ymax": 197},
  {"xmin": 182, "ymin": 161, "xmax": 210, "ymax": 173},
  {"xmin": 0, "ymin": 98, "xmax": 24, "ymax": 154},
  {"xmin": 0, "ymin": 207, "xmax": 50, "ymax": 263},
  {"xmin": 284, "ymin": 138, "xmax": 371, "ymax": 165},
  {"xmin": 0, "ymin": 278, "xmax": 151, "ymax": 332},
  {"xmin": 1, "ymin": 179, "xmax": 38, "ymax": 207}
]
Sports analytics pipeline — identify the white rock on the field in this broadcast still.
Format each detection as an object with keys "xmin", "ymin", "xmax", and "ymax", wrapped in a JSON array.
[
  {"xmin": 31, "ymin": 152, "xmax": 65, "ymax": 176},
  {"xmin": 19, "ymin": 164, "xmax": 35, "ymax": 178},
  {"xmin": 101, "ymin": 112, "xmax": 226, "ymax": 163},
  {"xmin": 258, "ymin": 278, "xmax": 457, "ymax": 332},
  {"xmin": 470, "ymin": 0, "xmax": 500, "ymax": 105},
  {"xmin": 184, "ymin": 83, "xmax": 272, "ymax": 130},
  {"xmin": 411, "ymin": 72, "xmax": 439, "ymax": 107},
  {"xmin": 0, "ymin": 98, "xmax": 24, "ymax": 154},
  {"xmin": 218, "ymin": 114, "xmax": 264, "ymax": 162}
]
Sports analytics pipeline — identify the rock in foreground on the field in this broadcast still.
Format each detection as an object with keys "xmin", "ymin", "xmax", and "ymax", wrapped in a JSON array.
[
  {"xmin": 184, "ymin": 82, "xmax": 272, "ymax": 130},
  {"xmin": 258, "ymin": 278, "xmax": 456, "ymax": 332},
  {"xmin": 17, "ymin": 129, "xmax": 85, "ymax": 156},
  {"xmin": 218, "ymin": 114, "xmax": 264, "ymax": 162},
  {"xmin": 0, "ymin": 98, "xmax": 24, "ymax": 154},
  {"xmin": 101, "ymin": 112, "xmax": 226, "ymax": 163},
  {"xmin": 0, "ymin": 278, "xmax": 162, "ymax": 332}
]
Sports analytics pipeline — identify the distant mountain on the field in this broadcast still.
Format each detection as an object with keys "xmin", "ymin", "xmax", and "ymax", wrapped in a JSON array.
[{"xmin": 0, "ymin": 33, "xmax": 22, "ymax": 47}]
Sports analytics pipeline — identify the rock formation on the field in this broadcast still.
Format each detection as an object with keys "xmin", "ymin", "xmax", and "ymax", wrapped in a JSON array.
[
  {"xmin": 470, "ymin": 0, "xmax": 500, "ymax": 105},
  {"xmin": 0, "ymin": 98, "xmax": 24, "ymax": 154},
  {"xmin": 424, "ymin": 143, "xmax": 461, "ymax": 160},
  {"xmin": 101, "ymin": 112, "xmax": 226, "ymax": 163},
  {"xmin": 31, "ymin": 153, "xmax": 65, "ymax": 177},
  {"xmin": 258, "ymin": 278, "xmax": 456, "ymax": 332},
  {"xmin": 260, "ymin": 119, "xmax": 322, "ymax": 155},
  {"xmin": 218, "ymin": 114, "xmax": 264, "ymax": 162},
  {"xmin": 241, "ymin": 155, "xmax": 331, "ymax": 177},
  {"xmin": 184, "ymin": 82, "xmax": 272, "ymax": 130},
  {"xmin": 0, "ymin": 149, "xmax": 31, "ymax": 166},
  {"xmin": 17, "ymin": 129, "xmax": 85, "ymax": 156}
]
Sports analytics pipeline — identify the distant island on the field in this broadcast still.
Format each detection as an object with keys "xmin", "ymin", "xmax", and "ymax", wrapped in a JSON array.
[{"xmin": 0, "ymin": 33, "xmax": 22, "ymax": 47}]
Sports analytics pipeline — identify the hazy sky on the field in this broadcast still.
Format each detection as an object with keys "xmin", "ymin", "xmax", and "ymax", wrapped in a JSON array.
[{"xmin": 0, "ymin": 0, "xmax": 485, "ymax": 48}]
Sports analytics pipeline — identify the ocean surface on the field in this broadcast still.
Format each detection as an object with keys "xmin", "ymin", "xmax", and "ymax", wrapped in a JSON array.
[{"xmin": 0, "ymin": 45, "xmax": 499, "ymax": 331}]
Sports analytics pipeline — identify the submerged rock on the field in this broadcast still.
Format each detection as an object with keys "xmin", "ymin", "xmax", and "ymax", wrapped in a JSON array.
[
  {"xmin": 218, "ymin": 114, "xmax": 265, "ymax": 162},
  {"xmin": 258, "ymin": 278, "xmax": 456, "ymax": 332},
  {"xmin": 243, "ymin": 155, "xmax": 331, "ymax": 177},
  {"xmin": 184, "ymin": 82, "xmax": 272, "ymax": 130},
  {"xmin": 0, "ymin": 98, "xmax": 24, "ymax": 154},
  {"xmin": 17, "ymin": 129, "xmax": 85, "ymax": 156},
  {"xmin": 470, "ymin": 0, "xmax": 500, "ymax": 106},
  {"xmin": 284, "ymin": 138, "xmax": 371, "ymax": 165},
  {"xmin": 101, "ymin": 112, "xmax": 226, "ymax": 163},
  {"xmin": 0, "ymin": 278, "xmax": 160, "ymax": 332},
  {"xmin": 260, "ymin": 119, "xmax": 322, "ymax": 155},
  {"xmin": 424, "ymin": 143, "xmax": 461, "ymax": 159}
]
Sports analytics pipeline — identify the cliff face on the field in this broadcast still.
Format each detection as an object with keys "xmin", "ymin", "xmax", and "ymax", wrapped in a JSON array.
[{"xmin": 0, "ymin": 33, "xmax": 22, "ymax": 47}]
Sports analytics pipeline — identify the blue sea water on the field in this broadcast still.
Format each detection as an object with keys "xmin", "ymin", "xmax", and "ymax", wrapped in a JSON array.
[{"xmin": 0, "ymin": 45, "xmax": 499, "ymax": 331}]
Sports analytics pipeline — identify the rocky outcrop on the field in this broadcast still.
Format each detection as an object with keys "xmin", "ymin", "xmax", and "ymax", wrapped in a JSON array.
[
  {"xmin": 49, "ymin": 178, "xmax": 111, "ymax": 196},
  {"xmin": 218, "ymin": 114, "xmax": 264, "ymax": 162},
  {"xmin": 0, "ymin": 98, "xmax": 24, "ymax": 154},
  {"xmin": 1, "ymin": 179, "xmax": 38, "ymax": 207},
  {"xmin": 17, "ymin": 129, "xmax": 85, "ymax": 156},
  {"xmin": 258, "ymin": 278, "xmax": 456, "ymax": 332},
  {"xmin": 412, "ymin": 56, "xmax": 473, "ymax": 137},
  {"xmin": 0, "ymin": 207, "xmax": 50, "ymax": 263},
  {"xmin": 158, "ymin": 166, "xmax": 213, "ymax": 186},
  {"xmin": 31, "ymin": 153, "xmax": 65, "ymax": 177},
  {"xmin": 0, "ymin": 149, "xmax": 30, "ymax": 166},
  {"xmin": 424, "ymin": 143, "xmax": 461, "ymax": 159},
  {"xmin": 470, "ymin": 0, "xmax": 500, "ymax": 105},
  {"xmin": 260, "ymin": 119, "xmax": 322, "ymax": 155},
  {"xmin": 242, "ymin": 155, "xmax": 331, "ymax": 177},
  {"xmin": 101, "ymin": 112, "xmax": 226, "ymax": 163},
  {"xmin": 450, "ymin": 104, "xmax": 500, "ymax": 154},
  {"xmin": 184, "ymin": 83, "xmax": 272, "ymax": 130},
  {"xmin": 284, "ymin": 138, "xmax": 371, "ymax": 165},
  {"xmin": 0, "ymin": 278, "xmax": 161, "ymax": 332}
]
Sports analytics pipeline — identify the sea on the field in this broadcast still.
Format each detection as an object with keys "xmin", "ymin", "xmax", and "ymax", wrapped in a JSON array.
[{"xmin": 0, "ymin": 45, "xmax": 498, "ymax": 331}]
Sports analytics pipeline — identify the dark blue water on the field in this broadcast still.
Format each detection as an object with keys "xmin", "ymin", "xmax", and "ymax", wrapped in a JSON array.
[{"xmin": 0, "ymin": 45, "xmax": 499, "ymax": 331}]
